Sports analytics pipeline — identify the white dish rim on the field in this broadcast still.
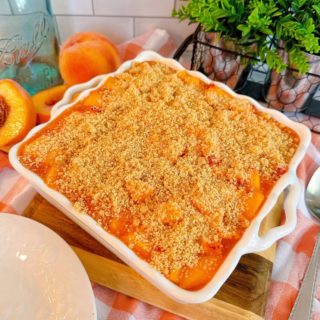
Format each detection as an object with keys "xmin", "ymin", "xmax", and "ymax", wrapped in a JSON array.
[
  {"xmin": 9, "ymin": 51, "xmax": 311, "ymax": 304},
  {"xmin": 0, "ymin": 213, "xmax": 97, "ymax": 320}
]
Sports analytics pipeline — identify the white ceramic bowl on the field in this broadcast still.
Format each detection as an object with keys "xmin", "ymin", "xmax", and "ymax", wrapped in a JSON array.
[
  {"xmin": 9, "ymin": 51, "xmax": 311, "ymax": 304},
  {"xmin": 0, "ymin": 214, "xmax": 97, "ymax": 320}
]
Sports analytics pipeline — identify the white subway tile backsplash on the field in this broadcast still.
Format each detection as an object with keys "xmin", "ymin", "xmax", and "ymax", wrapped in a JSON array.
[
  {"xmin": 175, "ymin": 0, "xmax": 187, "ymax": 11},
  {"xmin": 93, "ymin": 0, "xmax": 175, "ymax": 17},
  {"xmin": 56, "ymin": 16, "xmax": 134, "ymax": 44},
  {"xmin": 50, "ymin": 0, "xmax": 93, "ymax": 15},
  {"xmin": 134, "ymin": 18, "xmax": 196, "ymax": 47},
  {"xmin": 0, "ymin": 0, "xmax": 11, "ymax": 14},
  {"xmin": 4, "ymin": 1, "xmax": 195, "ymax": 51}
]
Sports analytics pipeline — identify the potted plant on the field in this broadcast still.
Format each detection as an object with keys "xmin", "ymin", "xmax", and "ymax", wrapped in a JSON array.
[
  {"xmin": 265, "ymin": 1, "xmax": 320, "ymax": 111},
  {"xmin": 173, "ymin": 0, "xmax": 284, "ymax": 89},
  {"xmin": 173, "ymin": 0, "xmax": 320, "ymax": 110}
]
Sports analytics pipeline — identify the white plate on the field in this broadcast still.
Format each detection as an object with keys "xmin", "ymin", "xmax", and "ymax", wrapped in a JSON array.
[
  {"xmin": 0, "ymin": 214, "xmax": 97, "ymax": 320},
  {"xmin": 9, "ymin": 51, "xmax": 312, "ymax": 303}
]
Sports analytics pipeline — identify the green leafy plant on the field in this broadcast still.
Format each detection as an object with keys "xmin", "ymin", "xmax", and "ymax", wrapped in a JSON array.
[{"xmin": 173, "ymin": 0, "xmax": 320, "ymax": 73}]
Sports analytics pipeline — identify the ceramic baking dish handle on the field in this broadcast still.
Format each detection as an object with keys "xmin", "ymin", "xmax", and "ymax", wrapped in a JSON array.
[
  {"xmin": 244, "ymin": 177, "xmax": 300, "ymax": 253},
  {"xmin": 50, "ymin": 75, "xmax": 105, "ymax": 117}
]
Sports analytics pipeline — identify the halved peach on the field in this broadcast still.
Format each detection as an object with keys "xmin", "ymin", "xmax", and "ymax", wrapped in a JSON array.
[
  {"xmin": 0, "ymin": 79, "xmax": 36, "ymax": 147},
  {"xmin": 32, "ymin": 84, "xmax": 69, "ymax": 124}
]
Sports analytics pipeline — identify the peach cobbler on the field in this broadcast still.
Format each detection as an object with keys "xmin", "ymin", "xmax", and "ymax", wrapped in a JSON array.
[{"xmin": 18, "ymin": 61, "xmax": 299, "ymax": 290}]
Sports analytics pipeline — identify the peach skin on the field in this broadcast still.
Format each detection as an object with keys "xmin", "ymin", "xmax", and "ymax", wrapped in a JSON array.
[{"xmin": 59, "ymin": 32, "xmax": 121, "ymax": 85}]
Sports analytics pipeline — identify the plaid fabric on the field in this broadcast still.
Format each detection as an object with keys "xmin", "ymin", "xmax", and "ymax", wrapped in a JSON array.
[
  {"xmin": 0, "ymin": 29, "xmax": 319, "ymax": 320},
  {"xmin": 265, "ymin": 133, "xmax": 320, "ymax": 320}
]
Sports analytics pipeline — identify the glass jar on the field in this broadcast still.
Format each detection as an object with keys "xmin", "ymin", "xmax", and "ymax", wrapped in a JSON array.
[{"xmin": 0, "ymin": 0, "xmax": 62, "ymax": 95}]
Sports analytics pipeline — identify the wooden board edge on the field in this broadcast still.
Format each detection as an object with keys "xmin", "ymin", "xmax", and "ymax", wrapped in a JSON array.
[
  {"xmin": 23, "ymin": 193, "xmax": 274, "ymax": 317},
  {"xmin": 72, "ymin": 246, "xmax": 263, "ymax": 320}
]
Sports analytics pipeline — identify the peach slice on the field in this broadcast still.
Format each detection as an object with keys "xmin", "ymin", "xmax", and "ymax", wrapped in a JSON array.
[
  {"xmin": 0, "ymin": 79, "xmax": 36, "ymax": 147},
  {"xmin": 249, "ymin": 171, "xmax": 261, "ymax": 190},
  {"xmin": 82, "ymin": 90, "xmax": 102, "ymax": 107},
  {"xmin": 179, "ymin": 257, "xmax": 217, "ymax": 290},
  {"xmin": 244, "ymin": 190, "xmax": 265, "ymax": 220},
  {"xmin": 32, "ymin": 84, "xmax": 69, "ymax": 124}
]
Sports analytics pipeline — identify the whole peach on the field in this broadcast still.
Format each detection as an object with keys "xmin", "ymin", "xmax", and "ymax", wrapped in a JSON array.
[{"xmin": 59, "ymin": 32, "xmax": 121, "ymax": 85}]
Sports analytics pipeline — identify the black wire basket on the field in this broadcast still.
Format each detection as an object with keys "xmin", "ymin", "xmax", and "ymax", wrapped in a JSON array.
[{"xmin": 174, "ymin": 25, "xmax": 320, "ymax": 134}]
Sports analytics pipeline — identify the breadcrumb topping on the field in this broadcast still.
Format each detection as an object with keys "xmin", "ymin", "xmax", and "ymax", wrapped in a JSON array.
[{"xmin": 19, "ymin": 61, "xmax": 299, "ymax": 278}]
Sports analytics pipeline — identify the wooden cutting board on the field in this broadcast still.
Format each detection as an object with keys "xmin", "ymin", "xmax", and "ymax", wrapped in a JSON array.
[{"xmin": 23, "ymin": 193, "xmax": 284, "ymax": 320}]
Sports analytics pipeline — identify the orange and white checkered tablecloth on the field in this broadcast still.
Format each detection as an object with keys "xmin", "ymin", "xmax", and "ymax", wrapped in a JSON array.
[{"xmin": 0, "ymin": 29, "xmax": 320, "ymax": 320}]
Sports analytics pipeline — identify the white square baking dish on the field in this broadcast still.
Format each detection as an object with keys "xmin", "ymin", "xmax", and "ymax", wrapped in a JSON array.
[{"xmin": 9, "ymin": 51, "xmax": 311, "ymax": 304}]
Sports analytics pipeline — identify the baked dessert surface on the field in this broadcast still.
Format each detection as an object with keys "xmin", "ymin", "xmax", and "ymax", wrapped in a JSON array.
[{"xmin": 19, "ymin": 61, "xmax": 299, "ymax": 290}]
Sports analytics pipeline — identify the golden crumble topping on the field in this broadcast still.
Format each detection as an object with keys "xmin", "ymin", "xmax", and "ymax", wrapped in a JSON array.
[{"xmin": 19, "ymin": 61, "xmax": 299, "ymax": 288}]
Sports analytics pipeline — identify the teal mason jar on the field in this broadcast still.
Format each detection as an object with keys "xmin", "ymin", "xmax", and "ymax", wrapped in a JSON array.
[{"xmin": 0, "ymin": 0, "xmax": 62, "ymax": 95}]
